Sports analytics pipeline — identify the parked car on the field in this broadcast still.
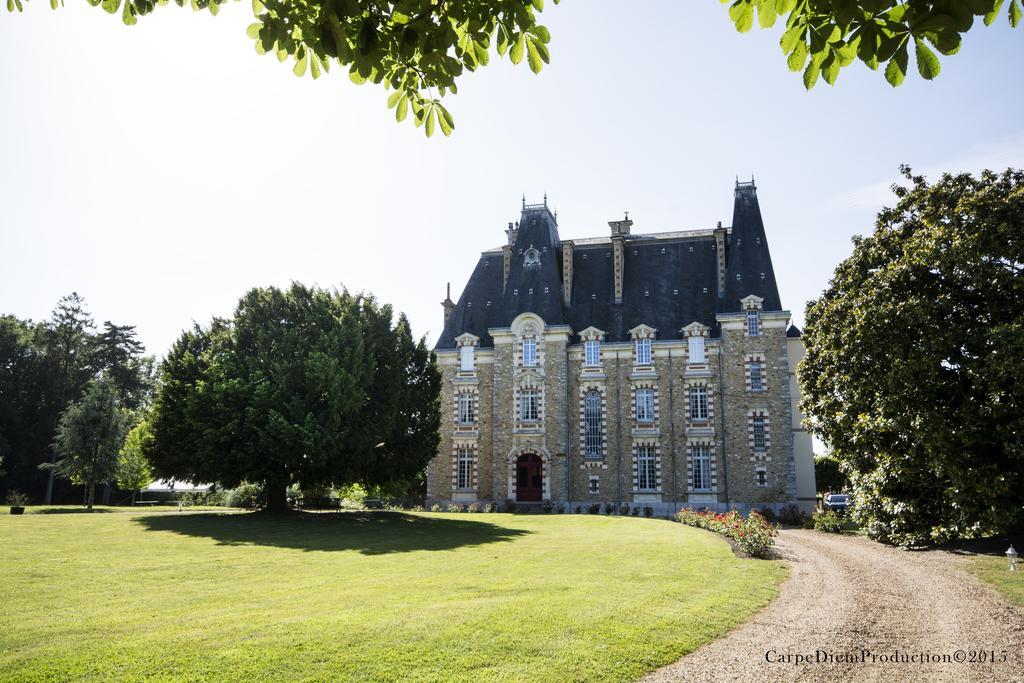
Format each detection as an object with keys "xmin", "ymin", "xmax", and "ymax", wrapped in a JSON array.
[{"xmin": 822, "ymin": 493, "xmax": 850, "ymax": 514}]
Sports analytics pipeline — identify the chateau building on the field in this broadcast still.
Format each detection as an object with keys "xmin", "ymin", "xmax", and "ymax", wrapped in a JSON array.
[{"xmin": 428, "ymin": 181, "xmax": 816, "ymax": 514}]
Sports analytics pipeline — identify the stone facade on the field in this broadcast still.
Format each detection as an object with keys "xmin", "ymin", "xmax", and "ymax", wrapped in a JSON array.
[{"xmin": 428, "ymin": 184, "xmax": 816, "ymax": 514}]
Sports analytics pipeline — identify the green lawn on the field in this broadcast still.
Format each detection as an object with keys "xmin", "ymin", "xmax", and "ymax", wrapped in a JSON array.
[
  {"xmin": 0, "ymin": 508, "xmax": 785, "ymax": 682},
  {"xmin": 969, "ymin": 556, "xmax": 1024, "ymax": 608}
]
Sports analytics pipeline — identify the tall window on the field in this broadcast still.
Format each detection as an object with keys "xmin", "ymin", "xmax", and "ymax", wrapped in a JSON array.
[
  {"xmin": 756, "ymin": 469, "xmax": 768, "ymax": 487},
  {"xmin": 457, "ymin": 393, "xmax": 475, "ymax": 425},
  {"xmin": 522, "ymin": 338, "xmax": 537, "ymax": 366},
  {"xmin": 584, "ymin": 391, "xmax": 603, "ymax": 458},
  {"xmin": 519, "ymin": 389, "xmax": 539, "ymax": 422},
  {"xmin": 749, "ymin": 362, "xmax": 765, "ymax": 392},
  {"xmin": 689, "ymin": 386, "xmax": 708, "ymax": 421},
  {"xmin": 459, "ymin": 345, "xmax": 474, "ymax": 371},
  {"xmin": 584, "ymin": 340, "xmax": 600, "ymax": 367},
  {"xmin": 747, "ymin": 310, "xmax": 761, "ymax": 336},
  {"xmin": 635, "ymin": 388, "xmax": 655, "ymax": 423},
  {"xmin": 456, "ymin": 448, "xmax": 472, "ymax": 489},
  {"xmin": 637, "ymin": 446, "xmax": 657, "ymax": 491},
  {"xmin": 752, "ymin": 416, "xmax": 766, "ymax": 451},
  {"xmin": 635, "ymin": 337, "xmax": 652, "ymax": 365},
  {"xmin": 691, "ymin": 445, "xmax": 711, "ymax": 491},
  {"xmin": 687, "ymin": 335, "xmax": 705, "ymax": 363}
]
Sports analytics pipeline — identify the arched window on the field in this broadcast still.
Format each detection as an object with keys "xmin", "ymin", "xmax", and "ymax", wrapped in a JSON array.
[{"xmin": 584, "ymin": 391, "xmax": 603, "ymax": 459}]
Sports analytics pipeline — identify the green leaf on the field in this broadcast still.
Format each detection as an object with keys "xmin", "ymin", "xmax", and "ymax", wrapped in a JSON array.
[
  {"xmin": 101, "ymin": 0, "xmax": 120, "ymax": 14},
  {"xmin": 246, "ymin": 22, "xmax": 261, "ymax": 39},
  {"xmin": 821, "ymin": 52, "xmax": 840, "ymax": 85},
  {"xmin": 531, "ymin": 0, "xmax": 543, "ymax": 10},
  {"xmin": 509, "ymin": 34, "xmax": 524, "ymax": 64},
  {"xmin": 250, "ymin": 0, "xmax": 261, "ymax": 13},
  {"xmin": 984, "ymin": 0, "xmax": 1005, "ymax": 25},
  {"xmin": 780, "ymin": 25, "xmax": 802, "ymax": 53},
  {"xmin": 1011, "ymin": 0, "xmax": 1022, "ymax": 27},
  {"xmin": 787, "ymin": 41, "xmax": 808, "ymax": 72},
  {"xmin": 914, "ymin": 38, "xmax": 940, "ymax": 80},
  {"xmin": 293, "ymin": 53, "xmax": 307, "ymax": 77},
  {"xmin": 310, "ymin": 56, "xmax": 321, "ymax": 79},
  {"xmin": 121, "ymin": 0, "xmax": 136, "ymax": 24},
  {"xmin": 526, "ymin": 36, "xmax": 543, "ymax": 73},
  {"xmin": 395, "ymin": 95, "xmax": 409, "ymax": 122},
  {"xmin": 729, "ymin": 1, "xmax": 754, "ymax": 32},
  {"xmin": 803, "ymin": 53, "xmax": 822, "ymax": 88},
  {"xmin": 884, "ymin": 44, "xmax": 908, "ymax": 86},
  {"xmin": 531, "ymin": 25, "xmax": 551, "ymax": 42},
  {"xmin": 757, "ymin": 0, "xmax": 777, "ymax": 28},
  {"xmin": 436, "ymin": 104, "xmax": 454, "ymax": 137},
  {"xmin": 387, "ymin": 90, "xmax": 402, "ymax": 109},
  {"xmin": 424, "ymin": 106, "xmax": 436, "ymax": 137}
]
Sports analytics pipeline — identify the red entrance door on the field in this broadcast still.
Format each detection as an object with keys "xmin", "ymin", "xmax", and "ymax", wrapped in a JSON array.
[{"xmin": 516, "ymin": 453, "xmax": 543, "ymax": 501}]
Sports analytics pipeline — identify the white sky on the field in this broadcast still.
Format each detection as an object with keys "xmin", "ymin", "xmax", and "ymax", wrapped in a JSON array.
[{"xmin": 2, "ymin": 1, "xmax": 1022, "ymax": 356}]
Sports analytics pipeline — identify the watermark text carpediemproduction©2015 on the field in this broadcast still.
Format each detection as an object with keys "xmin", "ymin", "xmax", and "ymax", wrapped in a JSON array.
[{"xmin": 765, "ymin": 649, "xmax": 1009, "ymax": 665}]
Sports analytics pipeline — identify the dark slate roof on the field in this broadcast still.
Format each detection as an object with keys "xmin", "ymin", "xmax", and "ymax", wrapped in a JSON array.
[
  {"xmin": 723, "ymin": 181, "xmax": 782, "ymax": 310},
  {"xmin": 787, "ymin": 324, "xmax": 802, "ymax": 338},
  {"xmin": 436, "ymin": 183, "xmax": 784, "ymax": 349}
]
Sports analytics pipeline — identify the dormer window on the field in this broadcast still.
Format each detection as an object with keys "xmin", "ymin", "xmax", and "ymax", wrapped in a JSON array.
[
  {"xmin": 459, "ymin": 344, "xmax": 475, "ymax": 371},
  {"xmin": 747, "ymin": 310, "xmax": 761, "ymax": 336},
  {"xmin": 584, "ymin": 340, "xmax": 600, "ymax": 367},
  {"xmin": 522, "ymin": 338, "xmax": 537, "ymax": 367},
  {"xmin": 687, "ymin": 335, "xmax": 705, "ymax": 363},
  {"xmin": 635, "ymin": 338, "xmax": 652, "ymax": 365}
]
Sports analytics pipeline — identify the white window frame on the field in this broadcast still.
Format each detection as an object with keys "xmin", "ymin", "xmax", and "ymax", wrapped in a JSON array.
[
  {"xmin": 752, "ymin": 416, "xmax": 766, "ymax": 451},
  {"xmin": 635, "ymin": 388, "xmax": 655, "ymax": 423},
  {"xmin": 459, "ymin": 345, "xmax": 475, "ymax": 371},
  {"xmin": 583, "ymin": 391, "xmax": 603, "ymax": 458},
  {"xmin": 747, "ymin": 310, "xmax": 761, "ymax": 336},
  {"xmin": 519, "ymin": 389, "xmax": 539, "ymax": 422},
  {"xmin": 637, "ymin": 445, "xmax": 657, "ymax": 491},
  {"xmin": 756, "ymin": 469, "xmax": 768, "ymax": 487},
  {"xmin": 689, "ymin": 386, "xmax": 708, "ymax": 421},
  {"xmin": 584, "ymin": 340, "xmax": 601, "ymax": 367},
  {"xmin": 457, "ymin": 393, "xmax": 475, "ymax": 425},
  {"xmin": 588, "ymin": 476, "xmax": 599, "ymax": 494},
  {"xmin": 522, "ymin": 337, "xmax": 537, "ymax": 367},
  {"xmin": 456, "ymin": 448, "xmax": 472, "ymax": 489},
  {"xmin": 691, "ymin": 445, "xmax": 711, "ymax": 491},
  {"xmin": 687, "ymin": 335, "xmax": 705, "ymax": 363},
  {"xmin": 635, "ymin": 338, "xmax": 652, "ymax": 365},
  {"xmin": 749, "ymin": 362, "xmax": 764, "ymax": 392}
]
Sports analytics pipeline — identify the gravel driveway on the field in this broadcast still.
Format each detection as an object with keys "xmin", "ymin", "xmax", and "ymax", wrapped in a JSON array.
[{"xmin": 643, "ymin": 529, "xmax": 1024, "ymax": 682}]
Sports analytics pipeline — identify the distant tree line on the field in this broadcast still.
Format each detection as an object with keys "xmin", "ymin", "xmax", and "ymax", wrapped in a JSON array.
[
  {"xmin": 0, "ymin": 293, "xmax": 155, "ymax": 504},
  {"xmin": 2, "ymin": 285, "xmax": 441, "ymax": 512}
]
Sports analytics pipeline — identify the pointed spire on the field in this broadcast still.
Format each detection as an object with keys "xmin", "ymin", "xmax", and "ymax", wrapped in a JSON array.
[
  {"xmin": 522, "ymin": 194, "xmax": 526, "ymax": 209},
  {"xmin": 543, "ymin": 191, "xmax": 548, "ymax": 206}
]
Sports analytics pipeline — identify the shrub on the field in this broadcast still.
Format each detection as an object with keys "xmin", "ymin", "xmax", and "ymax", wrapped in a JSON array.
[
  {"xmin": 555, "ymin": 502, "xmax": 566, "ymax": 514},
  {"xmin": 586, "ymin": 503, "xmax": 600, "ymax": 514},
  {"xmin": 643, "ymin": 506, "xmax": 653, "ymax": 518},
  {"xmin": 541, "ymin": 499, "xmax": 553, "ymax": 514},
  {"xmin": 6, "ymin": 491, "xmax": 30, "ymax": 507},
  {"xmin": 482, "ymin": 503, "xmax": 495, "ymax": 513},
  {"xmin": 226, "ymin": 482, "xmax": 264, "ymax": 509},
  {"xmin": 759, "ymin": 507, "xmax": 778, "ymax": 524},
  {"xmin": 603, "ymin": 502, "xmax": 615, "ymax": 515},
  {"xmin": 430, "ymin": 504, "xmax": 442, "ymax": 512},
  {"xmin": 409, "ymin": 505, "xmax": 424, "ymax": 512},
  {"xmin": 812, "ymin": 510, "xmax": 845, "ymax": 533},
  {"xmin": 574, "ymin": 505, "xmax": 582, "ymax": 514},
  {"xmin": 178, "ymin": 489, "xmax": 226, "ymax": 507},
  {"xmin": 505, "ymin": 499, "xmax": 517, "ymax": 513},
  {"xmin": 674, "ymin": 508, "xmax": 778, "ymax": 558},
  {"xmin": 620, "ymin": 504, "xmax": 630, "ymax": 516},
  {"xmin": 467, "ymin": 502, "xmax": 481, "ymax": 513},
  {"xmin": 777, "ymin": 504, "xmax": 807, "ymax": 527},
  {"xmin": 447, "ymin": 503, "xmax": 465, "ymax": 513}
]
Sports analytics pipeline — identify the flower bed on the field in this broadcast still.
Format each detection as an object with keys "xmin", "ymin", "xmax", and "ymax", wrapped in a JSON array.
[{"xmin": 675, "ymin": 508, "xmax": 778, "ymax": 558}]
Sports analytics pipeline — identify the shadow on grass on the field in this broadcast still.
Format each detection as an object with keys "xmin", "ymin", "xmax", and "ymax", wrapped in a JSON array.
[
  {"xmin": 31, "ymin": 507, "xmax": 119, "ymax": 514},
  {"xmin": 136, "ymin": 510, "xmax": 531, "ymax": 554}
]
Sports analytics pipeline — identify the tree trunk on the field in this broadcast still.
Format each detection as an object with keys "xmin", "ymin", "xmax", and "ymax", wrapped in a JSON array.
[
  {"xmin": 102, "ymin": 482, "xmax": 111, "ymax": 505},
  {"xmin": 87, "ymin": 481, "xmax": 95, "ymax": 511},
  {"xmin": 44, "ymin": 448, "xmax": 57, "ymax": 505},
  {"xmin": 265, "ymin": 479, "xmax": 289, "ymax": 513}
]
